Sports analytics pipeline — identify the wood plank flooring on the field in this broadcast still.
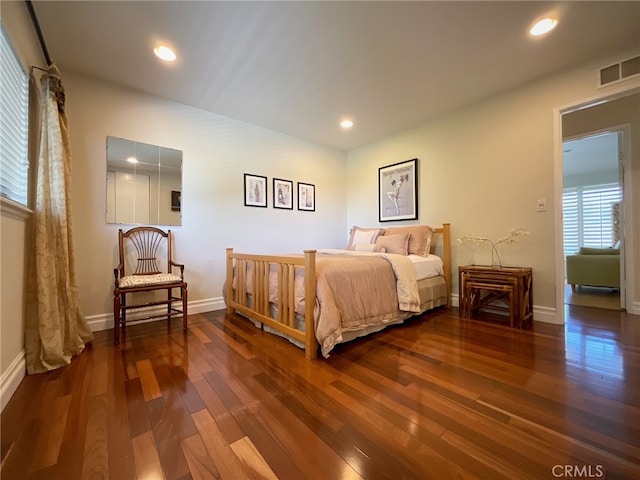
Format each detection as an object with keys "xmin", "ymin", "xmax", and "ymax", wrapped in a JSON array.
[
  {"xmin": 2, "ymin": 305, "xmax": 639, "ymax": 479},
  {"xmin": 565, "ymin": 283, "xmax": 621, "ymax": 311}
]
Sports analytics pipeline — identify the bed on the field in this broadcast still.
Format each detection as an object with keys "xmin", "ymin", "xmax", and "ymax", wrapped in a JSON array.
[{"xmin": 225, "ymin": 223, "xmax": 451, "ymax": 359}]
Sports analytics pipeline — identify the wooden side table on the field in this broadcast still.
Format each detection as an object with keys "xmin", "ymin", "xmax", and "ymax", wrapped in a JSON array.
[{"xmin": 459, "ymin": 265, "xmax": 533, "ymax": 328}]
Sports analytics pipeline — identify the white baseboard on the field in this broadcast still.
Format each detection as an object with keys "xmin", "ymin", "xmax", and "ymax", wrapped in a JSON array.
[
  {"xmin": 85, "ymin": 296, "xmax": 226, "ymax": 332},
  {"xmin": 87, "ymin": 293, "xmax": 567, "ymax": 333},
  {"xmin": 1, "ymin": 350, "xmax": 25, "ymax": 413},
  {"xmin": 450, "ymin": 294, "xmax": 459, "ymax": 307},
  {"xmin": 532, "ymin": 305, "xmax": 561, "ymax": 324},
  {"xmin": 451, "ymin": 294, "xmax": 560, "ymax": 324},
  {"xmin": 628, "ymin": 301, "xmax": 640, "ymax": 316}
]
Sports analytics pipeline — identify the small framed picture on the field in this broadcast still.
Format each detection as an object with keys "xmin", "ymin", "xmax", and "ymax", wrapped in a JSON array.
[
  {"xmin": 378, "ymin": 158, "xmax": 418, "ymax": 222},
  {"xmin": 297, "ymin": 182, "xmax": 315, "ymax": 211},
  {"xmin": 273, "ymin": 178, "xmax": 293, "ymax": 209},
  {"xmin": 244, "ymin": 173, "xmax": 267, "ymax": 207},
  {"xmin": 171, "ymin": 190, "xmax": 181, "ymax": 212}
]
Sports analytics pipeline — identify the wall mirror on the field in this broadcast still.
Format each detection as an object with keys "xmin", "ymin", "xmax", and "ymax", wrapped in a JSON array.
[{"xmin": 106, "ymin": 136, "xmax": 182, "ymax": 226}]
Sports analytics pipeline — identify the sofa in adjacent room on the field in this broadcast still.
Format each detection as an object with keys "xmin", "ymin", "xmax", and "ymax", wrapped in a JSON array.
[{"xmin": 566, "ymin": 247, "xmax": 620, "ymax": 290}]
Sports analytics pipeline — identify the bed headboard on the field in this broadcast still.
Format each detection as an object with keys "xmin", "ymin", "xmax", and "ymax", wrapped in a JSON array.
[{"xmin": 348, "ymin": 222, "xmax": 451, "ymax": 302}]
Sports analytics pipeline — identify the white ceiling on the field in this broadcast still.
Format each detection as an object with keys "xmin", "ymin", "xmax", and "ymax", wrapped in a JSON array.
[
  {"xmin": 31, "ymin": 1, "xmax": 640, "ymax": 151},
  {"xmin": 107, "ymin": 136, "xmax": 182, "ymax": 175},
  {"xmin": 563, "ymin": 132, "xmax": 619, "ymax": 177}
]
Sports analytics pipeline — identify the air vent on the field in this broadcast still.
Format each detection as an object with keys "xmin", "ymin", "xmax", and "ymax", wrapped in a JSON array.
[
  {"xmin": 598, "ymin": 54, "xmax": 640, "ymax": 87},
  {"xmin": 621, "ymin": 55, "xmax": 640, "ymax": 78}
]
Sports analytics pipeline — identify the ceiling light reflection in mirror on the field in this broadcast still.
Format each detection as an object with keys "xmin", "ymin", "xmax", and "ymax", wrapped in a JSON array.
[{"xmin": 106, "ymin": 136, "xmax": 182, "ymax": 226}]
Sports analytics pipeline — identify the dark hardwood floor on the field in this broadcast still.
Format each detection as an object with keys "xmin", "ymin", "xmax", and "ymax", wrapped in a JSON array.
[{"xmin": 1, "ymin": 305, "xmax": 639, "ymax": 479}]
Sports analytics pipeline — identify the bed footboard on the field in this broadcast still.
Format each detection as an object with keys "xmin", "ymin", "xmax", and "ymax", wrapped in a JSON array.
[{"xmin": 225, "ymin": 248, "xmax": 318, "ymax": 359}]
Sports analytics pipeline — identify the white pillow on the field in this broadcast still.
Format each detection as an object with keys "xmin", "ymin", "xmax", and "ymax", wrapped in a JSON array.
[
  {"xmin": 346, "ymin": 227, "xmax": 383, "ymax": 250},
  {"xmin": 352, "ymin": 229, "xmax": 378, "ymax": 245},
  {"xmin": 354, "ymin": 243, "xmax": 386, "ymax": 252}
]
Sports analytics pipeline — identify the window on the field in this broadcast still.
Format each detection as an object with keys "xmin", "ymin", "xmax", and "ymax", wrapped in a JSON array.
[
  {"xmin": 0, "ymin": 24, "xmax": 29, "ymax": 206},
  {"xmin": 563, "ymin": 183, "xmax": 621, "ymax": 254}
]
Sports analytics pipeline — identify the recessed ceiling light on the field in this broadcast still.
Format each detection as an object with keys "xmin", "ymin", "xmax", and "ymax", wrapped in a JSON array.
[
  {"xmin": 126, "ymin": 156, "xmax": 138, "ymax": 164},
  {"xmin": 529, "ymin": 17, "xmax": 558, "ymax": 36},
  {"xmin": 340, "ymin": 119, "xmax": 354, "ymax": 129},
  {"xmin": 153, "ymin": 45, "xmax": 177, "ymax": 62}
]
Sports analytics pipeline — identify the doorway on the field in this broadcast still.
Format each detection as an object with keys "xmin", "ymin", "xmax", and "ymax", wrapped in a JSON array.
[
  {"xmin": 562, "ymin": 130, "xmax": 623, "ymax": 310},
  {"xmin": 558, "ymin": 91, "xmax": 639, "ymax": 318}
]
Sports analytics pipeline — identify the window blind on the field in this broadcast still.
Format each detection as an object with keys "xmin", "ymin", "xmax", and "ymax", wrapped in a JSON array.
[
  {"xmin": 562, "ymin": 188, "xmax": 579, "ymax": 255},
  {"xmin": 582, "ymin": 184, "xmax": 621, "ymax": 247},
  {"xmin": 563, "ymin": 183, "xmax": 621, "ymax": 253},
  {"xmin": 0, "ymin": 24, "xmax": 29, "ymax": 206}
]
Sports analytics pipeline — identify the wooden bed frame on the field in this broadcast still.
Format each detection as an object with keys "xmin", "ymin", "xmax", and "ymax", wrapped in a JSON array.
[{"xmin": 226, "ymin": 223, "xmax": 451, "ymax": 359}]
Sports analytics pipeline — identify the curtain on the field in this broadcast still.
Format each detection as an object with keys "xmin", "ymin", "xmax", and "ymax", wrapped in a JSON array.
[
  {"xmin": 612, "ymin": 202, "xmax": 621, "ymax": 247},
  {"xmin": 25, "ymin": 65, "xmax": 93, "ymax": 374}
]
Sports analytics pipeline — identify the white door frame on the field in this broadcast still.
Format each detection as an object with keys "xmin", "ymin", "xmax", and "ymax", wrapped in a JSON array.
[{"xmin": 554, "ymin": 84, "xmax": 640, "ymax": 323}]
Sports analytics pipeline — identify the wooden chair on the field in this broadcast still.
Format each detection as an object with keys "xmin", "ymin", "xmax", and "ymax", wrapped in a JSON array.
[{"xmin": 113, "ymin": 226, "xmax": 187, "ymax": 344}]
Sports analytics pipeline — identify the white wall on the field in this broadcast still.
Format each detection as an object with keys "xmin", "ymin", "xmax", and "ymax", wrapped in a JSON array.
[
  {"xmin": 346, "ymin": 48, "xmax": 640, "ymax": 323},
  {"xmin": 0, "ymin": 1, "xmax": 43, "ymax": 410},
  {"xmin": 62, "ymin": 71, "xmax": 348, "ymax": 328}
]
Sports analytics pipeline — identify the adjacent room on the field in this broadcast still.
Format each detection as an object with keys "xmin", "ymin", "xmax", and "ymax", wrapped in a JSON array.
[
  {"xmin": 1, "ymin": 1, "xmax": 639, "ymax": 479},
  {"xmin": 562, "ymin": 130, "xmax": 623, "ymax": 310}
]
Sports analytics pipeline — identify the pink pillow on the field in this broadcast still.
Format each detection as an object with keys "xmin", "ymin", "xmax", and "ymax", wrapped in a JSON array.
[
  {"xmin": 382, "ymin": 225, "xmax": 433, "ymax": 255},
  {"xmin": 375, "ymin": 233, "xmax": 409, "ymax": 255}
]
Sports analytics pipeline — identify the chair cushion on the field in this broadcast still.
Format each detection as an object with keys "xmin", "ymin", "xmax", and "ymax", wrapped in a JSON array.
[
  {"xmin": 119, "ymin": 273, "xmax": 183, "ymax": 288},
  {"xmin": 578, "ymin": 247, "xmax": 619, "ymax": 255}
]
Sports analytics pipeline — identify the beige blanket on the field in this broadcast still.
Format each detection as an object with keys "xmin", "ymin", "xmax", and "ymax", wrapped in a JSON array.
[
  {"xmin": 316, "ymin": 249, "xmax": 421, "ymax": 312},
  {"xmin": 313, "ymin": 250, "xmax": 420, "ymax": 356}
]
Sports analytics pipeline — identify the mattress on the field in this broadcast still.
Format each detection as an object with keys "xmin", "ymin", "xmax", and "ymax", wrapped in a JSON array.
[{"xmin": 408, "ymin": 254, "xmax": 444, "ymax": 280}]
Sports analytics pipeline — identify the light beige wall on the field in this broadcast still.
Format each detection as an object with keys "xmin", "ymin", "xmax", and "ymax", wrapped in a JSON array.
[
  {"xmin": 0, "ymin": 210, "xmax": 28, "ymax": 408},
  {"xmin": 62, "ymin": 71, "xmax": 347, "ymax": 327},
  {"xmin": 563, "ymin": 93, "xmax": 640, "ymax": 310},
  {"xmin": 346, "ymin": 48, "xmax": 640, "ymax": 322},
  {"xmin": 0, "ymin": 1, "xmax": 43, "ymax": 407}
]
